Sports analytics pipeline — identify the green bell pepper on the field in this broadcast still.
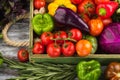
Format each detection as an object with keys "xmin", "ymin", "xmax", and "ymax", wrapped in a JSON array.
[
  {"xmin": 83, "ymin": 35, "xmax": 98, "ymax": 54},
  {"xmin": 32, "ymin": 13, "xmax": 54, "ymax": 35},
  {"xmin": 76, "ymin": 60, "xmax": 101, "ymax": 80}
]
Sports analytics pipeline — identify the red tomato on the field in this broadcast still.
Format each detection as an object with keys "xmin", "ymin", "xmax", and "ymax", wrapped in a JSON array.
[
  {"xmin": 41, "ymin": 32, "xmax": 54, "ymax": 45},
  {"xmin": 47, "ymin": 43, "xmax": 61, "ymax": 57},
  {"xmin": 80, "ymin": 14, "xmax": 90, "ymax": 23},
  {"xmin": 34, "ymin": 0, "xmax": 46, "ymax": 9},
  {"xmin": 76, "ymin": 40, "xmax": 92, "ymax": 57},
  {"xmin": 17, "ymin": 49, "xmax": 29, "ymax": 62},
  {"xmin": 102, "ymin": 18, "xmax": 112, "ymax": 26},
  {"xmin": 88, "ymin": 18, "xmax": 104, "ymax": 36},
  {"xmin": 32, "ymin": 42, "xmax": 44, "ymax": 54},
  {"xmin": 94, "ymin": 0, "xmax": 110, "ymax": 5},
  {"xmin": 62, "ymin": 41, "xmax": 75, "ymax": 57},
  {"xmin": 78, "ymin": 0, "xmax": 95, "ymax": 16},
  {"xmin": 54, "ymin": 31, "xmax": 68, "ymax": 45},
  {"xmin": 71, "ymin": 0, "xmax": 83, "ymax": 4},
  {"xmin": 69, "ymin": 28, "xmax": 82, "ymax": 41}
]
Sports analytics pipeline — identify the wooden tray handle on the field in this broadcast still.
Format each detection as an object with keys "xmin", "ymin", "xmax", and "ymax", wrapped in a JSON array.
[{"xmin": 2, "ymin": 13, "xmax": 29, "ymax": 47}]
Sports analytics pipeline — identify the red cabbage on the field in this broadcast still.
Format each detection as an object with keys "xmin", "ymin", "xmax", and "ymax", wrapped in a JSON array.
[{"xmin": 99, "ymin": 22, "xmax": 120, "ymax": 53}]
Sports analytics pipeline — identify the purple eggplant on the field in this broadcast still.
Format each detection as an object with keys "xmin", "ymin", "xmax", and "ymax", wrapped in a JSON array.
[{"xmin": 54, "ymin": 7, "xmax": 89, "ymax": 32}]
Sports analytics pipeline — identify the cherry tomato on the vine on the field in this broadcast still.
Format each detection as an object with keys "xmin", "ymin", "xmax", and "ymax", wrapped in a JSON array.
[
  {"xmin": 17, "ymin": 49, "xmax": 29, "ymax": 62},
  {"xmin": 32, "ymin": 42, "xmax": 44, "ymax": 54},
  {"xmin": 47, "ymin": 43, "xmax": 61, "ymax": 57},
  {"xmin": 54, "ymin": 31, "xmax": 68, "ymax": 45},
  {"xmin": 34, "ymin": 0, "xmax": 46, "ymax": 9},
  {"xmin": 76, "ymin": 40, "xmax": 92, "ymax": 57},
  {"xmin": 41, "ymin": 32, "xmax": 54, "ymax": 46},
  {"xmin": 68, "ymin": 28, "xmax": 82, "ymax": 41},
  {"xmin": 62, "ymin": 41, "xmax": 75, "ymax": 57}
]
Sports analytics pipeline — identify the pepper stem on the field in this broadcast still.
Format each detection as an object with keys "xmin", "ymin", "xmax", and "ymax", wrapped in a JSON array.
[{"xmin": 99, "ymin": 8, "xmax": 106, "ymax": 16}]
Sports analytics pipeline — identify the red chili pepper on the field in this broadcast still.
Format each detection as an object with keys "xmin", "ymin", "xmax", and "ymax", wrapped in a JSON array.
[{"xmin": 96, "ymin": 1, "xmax": 118, "ymax": 19}]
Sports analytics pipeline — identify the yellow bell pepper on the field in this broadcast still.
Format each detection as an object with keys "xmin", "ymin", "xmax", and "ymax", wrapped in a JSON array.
[{"xmin": 48, "ymin": 0, "xmax": 77, "ymax": 16}]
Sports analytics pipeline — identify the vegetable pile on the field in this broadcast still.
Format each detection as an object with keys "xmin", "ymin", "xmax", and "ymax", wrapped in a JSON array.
[{"xmin": 31, "ymin": 0, "xmax": 120, "ymax": 58}]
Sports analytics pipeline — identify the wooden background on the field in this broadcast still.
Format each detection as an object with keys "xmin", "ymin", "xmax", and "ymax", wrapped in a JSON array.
[{"xmin": 0, "ymin": 19, "xmax": 29, "ymax": 80}]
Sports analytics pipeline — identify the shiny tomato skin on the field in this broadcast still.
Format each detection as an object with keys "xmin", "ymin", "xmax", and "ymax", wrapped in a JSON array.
[
  {"xmin": 71, "ymin": 0, "xmax": 83, "ymax": 4},
  {"xmin": 47, "ymin": 43, "xmax": 61, "ymax": 57},
  {"xmin": 32, "ymin": 42, "xmax": 44, "ymax": 54},
  {"xmin": 78, "ymin": 0, "xmax": 95, "ymax": 15},
  {"xmin": 69, "ymin": 28, "xmax": 82, "ymax": 41},
  {"xmin": 76, "ymin": 40, "xmax": 92, "ymax": 57},
  {"xmin": 41, "ymin": 32, "xmax": 54, "ymax": 46},
  {"xmin": 54, "ymin": 31, "xmax": 68, "ymax": 45},
  {"xmin": 88, "ymin": 18, "xmax": 104, "ymax": 36},
  {"xmin": 17, "ymin": 49, "xmax": 29, "ymax": 62},
  {"xmin": 62, "ymin": 41, "xmax": 75, "ymax": 57},
  {"xmin": 34, "ymin": 0, "xmax": 46, "ymax": 9},
  {"xmin": 102, "ymin": 18, "xmax": 112, "ymax": 26}
]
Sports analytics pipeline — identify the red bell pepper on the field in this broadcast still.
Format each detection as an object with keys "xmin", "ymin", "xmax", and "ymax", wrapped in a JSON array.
[{"xmin": 96, "ymin": 1, "xmax": 119, "ymax": 19}]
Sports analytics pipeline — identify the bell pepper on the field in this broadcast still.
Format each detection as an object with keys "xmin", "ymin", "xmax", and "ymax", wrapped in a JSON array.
[
  {"xmin": 105, "ymin": 62, "xmax": 120, "ymax": 80},
  {"xmin": 76, "ymin": 60, "xmax": 101, "ymax": 80},
  {"xmin": 32, "ymin": 13, "xmax": 54, "ymax": 35},
  {"xmin": 96, "ymin": 1, "xmax": 119, "ymax": 19},
  {"xmin": 83, "ymin": 35, "xmax": 98, "ymax": 54},
  {"xmin": 48, "ymin": 0, "xmax": 77, "ymax": 16}
]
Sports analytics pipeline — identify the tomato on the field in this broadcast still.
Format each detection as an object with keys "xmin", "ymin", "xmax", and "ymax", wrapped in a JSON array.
[
  {"xmin": 94, "ymin": 0, "xmax": 110, "ymax": 5},
  {"xmin": 71, "ymin": 0, "xmax": 83, "ymax": 4},
  {"xmin": 54, "ymin": 31, "xmax": 68, "ymax": 45},
  {"xmin": 68, "ymin": 28, "xmax": 82, "ymax": 41},
  {"xmin": 34, "ymin": 0, "xmax": 46, "ymax": 9},
  {"xmin": 32, "ymin": 42, "xmax": 44, "ymax": 54},
  {"xmin": 47, "ymin": 43, "xmax": 61, "ymax": 57},
  {"xmin": 78, "ymin": 0, "xmax": 95, "ymax": 16},
  {"xmin": 17, "ymin": 49, "xmax": 29, "ymax": 62},
  {"xmin": 41, "ymin": 32, "xmax": 54, "ymax": 45},
  {"xmin": 76, "ymin": 39, "xmax": 92, "ymax": 57},
  {"xmin": 80, "ymin": 14, "xmax": 90, "ymax": 23},
  {"xmin": 102, "ymin": 18, "xmax": 112, "ymax": 26},
  {"xmin": 88, "ymin": 18, "xmax": 104, "ymax": 36},
  {"xmin": 62, "ymin": 41, "xmax": 75, "ymax": 57}
]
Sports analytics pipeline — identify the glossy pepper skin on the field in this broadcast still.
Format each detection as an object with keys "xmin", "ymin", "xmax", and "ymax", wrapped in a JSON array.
[
  {"xmin": 96, "ymin": 1, "xmax": 118, "ymax": 19},
  {"xmin": 48, "ymin": 0, "xmax": 77, "ymax": 16},
  {"xmin": 54, "ymin": 7, "xmax": 89, "ymax": 33},
  {"xmin": 76, "ymin": 60, "xmax": 101, "ymax": 80},
  {"xmin": 32, "ymin": 13, "xmax": 54, "ymax": 35},
  {"xmin": 105, "ymin": 62, "xmax": 120, "ymax": 80}
]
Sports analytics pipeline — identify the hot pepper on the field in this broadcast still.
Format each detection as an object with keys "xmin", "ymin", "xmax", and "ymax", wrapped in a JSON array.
[
  {"xmin": 76, "ymin": 60, "xmax": 101, "ymax": 80},
  {"xmin": 96, "ymin": 1, "xmax": 119, "ymax": 19},
  {"xmin": 32, "ymin": 13, "xmax": 54, "ymax": 35},
  {"xmin": 48, "ymin": 0, "xmax": 77, "ymax": 16}
]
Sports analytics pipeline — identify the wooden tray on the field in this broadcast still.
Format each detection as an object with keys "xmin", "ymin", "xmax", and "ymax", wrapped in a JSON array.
[{"xmin": 29, "ymin": 0, "xmax": 120, "ymax": 65}]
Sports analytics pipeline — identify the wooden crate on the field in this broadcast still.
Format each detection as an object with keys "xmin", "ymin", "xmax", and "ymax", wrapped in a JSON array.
[{"xmin": 29, "ymin": 0, "xmax": 120, "ymax": 65}]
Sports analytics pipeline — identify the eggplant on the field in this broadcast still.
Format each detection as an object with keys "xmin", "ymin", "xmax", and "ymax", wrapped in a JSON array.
[{"xmin": 54, "ymin": 7, "xmax": 89, "ymax": 33}]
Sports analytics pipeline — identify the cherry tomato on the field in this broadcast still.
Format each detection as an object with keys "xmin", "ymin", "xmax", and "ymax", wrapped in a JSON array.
[
  {"xmin": 102, "ymin": 18, "xmax": 112, "ymax": 26},
  {"xmin": 76, "ymin": 40, "xmax": 92, "ymax": 57},
  {"xmin": 32, "ymin": 42, "xmax": 44, "ymax": 54},
  {"xmin": 34, "ymin": 0, "xmax": 45, "ymax": 9},
  {"xmin": 68, "ymin": 28, "xmax": 82, "ymax": 41},
  {"xmin": 54, "ymin": 31, "xmax": 68, "ymax": 45},
  {"xmin": 41, "ymin": 32, "xmax": 54, "ymax": 46},
  {"xmin": 94, "ymin": 0, "xmax": 110, "ymax": 5},
  {"xmin": 62, "ymin": 41, "xmax": 75, "ymax": 57},
  {"xmin": 88, "ymin": 18, "xmax": 104, "ymax": 36},
  {"xmin": 47, "ymin": 43, "xmax": 61, "ymax": 57},
  {"xmin": 17, "ymin": 49, "xmax": 29, "ymax": 62},
  {"xmin": 71, "ymin": 0, "xmax": 83, "ymax": 4},
  {"xmin": 78, "ymin": 0, "xmax": 95, "ymax": 16}
]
